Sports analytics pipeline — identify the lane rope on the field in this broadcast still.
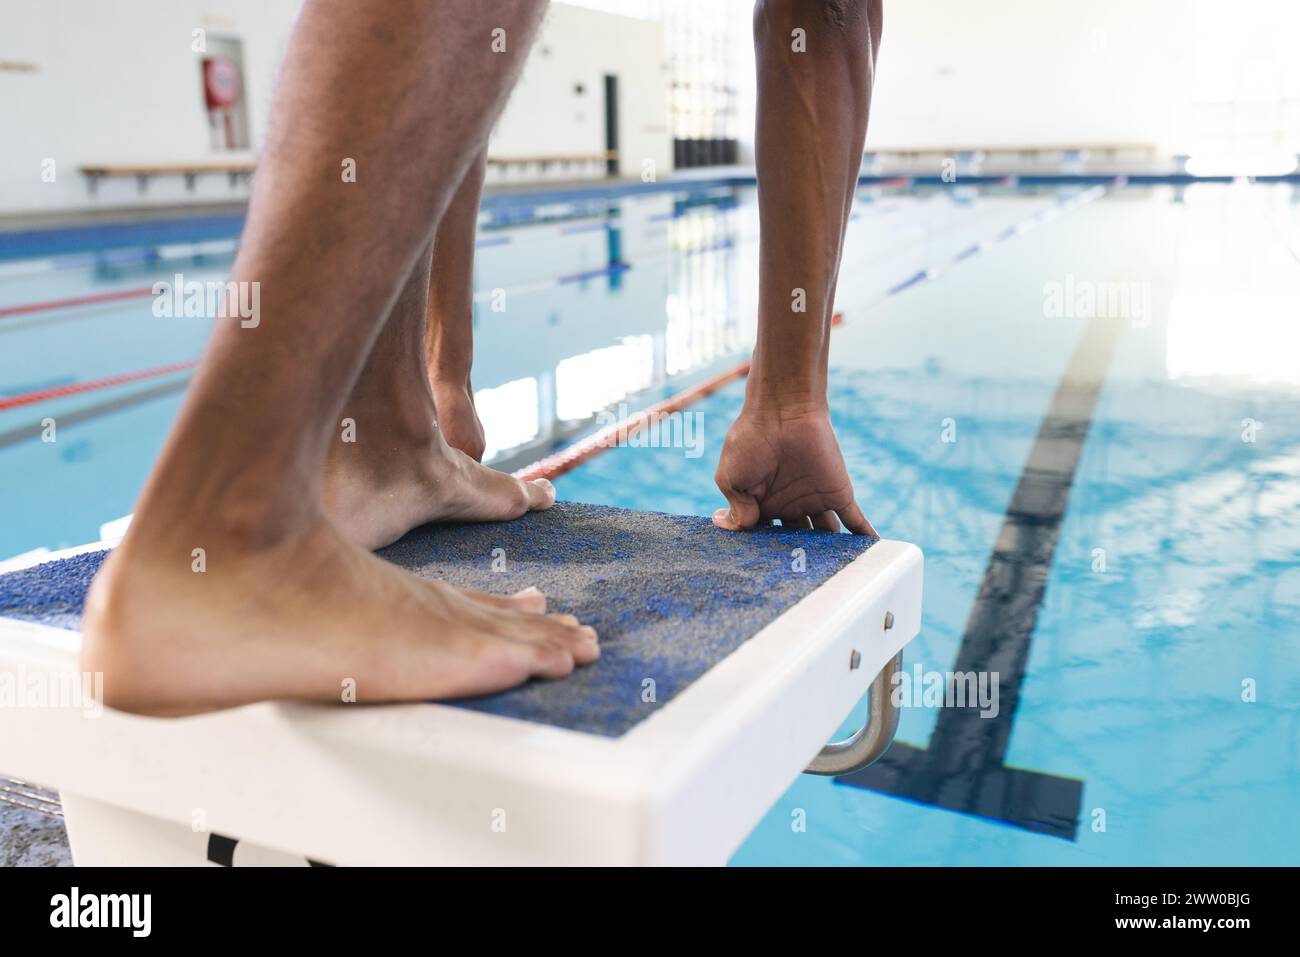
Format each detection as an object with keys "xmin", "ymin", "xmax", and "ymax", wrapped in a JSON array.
[
  {"xmin": 0, "ymin": 360, "xmax": 198, "ymax": 412},
  {"xmin": 0, "ymin": 285, "xmax": 156, "ymax": 320},
  {"xmin": 5, "ymin": 183, "xmax": 1105, "ymax": 449}
]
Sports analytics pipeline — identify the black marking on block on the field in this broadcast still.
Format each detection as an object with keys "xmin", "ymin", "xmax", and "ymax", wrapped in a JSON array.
[{"xmin": 206, "ymin": 832, "xmax": 238, "ymax": 867}]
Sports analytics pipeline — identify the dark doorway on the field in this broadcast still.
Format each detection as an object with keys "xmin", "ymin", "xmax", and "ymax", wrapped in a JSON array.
[{"xmin": 602, "ymin": 74, "xmax": 619, "ymax": 177}]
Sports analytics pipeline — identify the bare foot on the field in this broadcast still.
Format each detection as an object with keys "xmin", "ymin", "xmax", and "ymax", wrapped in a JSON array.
[
  {"xmin": 81, "ymin": 517, "xmax": 598, "ymax": 717},
  {"xmin": 324, "ymin": 424, "xmax": 553, "ymax": 551},
  {"xmin": 431, "ymin": 380, "xmax": 486, "ymax": 462}
]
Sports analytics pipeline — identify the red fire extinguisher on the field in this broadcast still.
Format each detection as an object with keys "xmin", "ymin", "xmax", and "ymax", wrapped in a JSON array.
[{"xmin": 202, "ymin": 57, "xmax": 243, "ymax": 148}]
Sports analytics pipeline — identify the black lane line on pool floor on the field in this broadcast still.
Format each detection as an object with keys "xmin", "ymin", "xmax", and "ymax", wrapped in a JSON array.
[{"xmin": 838, "ymin": 314, "xmax": 1122, "ymax": 841}]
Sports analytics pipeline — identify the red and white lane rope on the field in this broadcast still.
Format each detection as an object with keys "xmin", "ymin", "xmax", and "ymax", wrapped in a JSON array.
[
  {"xmin": 0, "ymin": 285, "xmax": 157, "ymax": 320},
  {"xmin": 0, "ymin": 360, "xmax": 198, "ymax": 412}
]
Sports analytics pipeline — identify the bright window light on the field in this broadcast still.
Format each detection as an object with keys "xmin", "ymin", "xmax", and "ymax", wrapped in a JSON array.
[
  {"xmin": 475, "ymin": 377, "xmax": 539, "ymax": 460},
  {"xmin": 1167, "ymin": 289, "xmax": 1300, "ymax": 383},
  {"xmin": 1185, "ymin": 153, "xmax": 1298, "ymax": 177},
  {"xmin": 555, "ymin": 336, "xmax": 655, "ymax": 421}
]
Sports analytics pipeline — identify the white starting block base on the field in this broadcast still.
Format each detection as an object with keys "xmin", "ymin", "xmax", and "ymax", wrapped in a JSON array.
[
  {"xmin": 61, "ymin": 794, "xmax": 312, "ymax": 867},
  {"xmin": 1, "ymin": 539, "xmax": 922, "ymax": 866}
]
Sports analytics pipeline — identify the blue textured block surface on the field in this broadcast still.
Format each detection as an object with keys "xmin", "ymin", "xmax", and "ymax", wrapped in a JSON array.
[{"xmin": 0, "ymin": 502, "xmax": 875, "ymax": 736}]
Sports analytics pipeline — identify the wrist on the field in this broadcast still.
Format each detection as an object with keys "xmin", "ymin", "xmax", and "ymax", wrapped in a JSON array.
[{"xmin": 744, "ymin": 367, "xmax": 828, "ymax": 421}]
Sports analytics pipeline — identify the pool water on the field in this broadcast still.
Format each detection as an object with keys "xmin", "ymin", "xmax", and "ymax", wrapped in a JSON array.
[{"xmin": 2, "ymin": 179, "xmax": 1298, "ymax": 865}]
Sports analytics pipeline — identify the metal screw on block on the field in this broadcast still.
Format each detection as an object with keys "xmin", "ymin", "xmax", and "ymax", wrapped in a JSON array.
[
  {"xmin": 849, "ymin": 649, "xmax": 861, "ymax": 670},
  {"xmin": 883, "ymin": 611, "xmax": 895, "ymax": 631}
]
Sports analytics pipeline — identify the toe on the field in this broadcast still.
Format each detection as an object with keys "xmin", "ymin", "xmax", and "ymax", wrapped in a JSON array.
[
  {"xmin": 525, "ymin": 478, "xmax": 556, "ymax": 512},
  {"xmin": 460, "ymin": 586, "xmax": 548, "ymax": 614},
  {"xmin": 510, "ymin": 586, "xmax": 547, "ymax": 613},
  {"xmin": 571, "ymin": 627, "xmax": 600, "ymax": 664},
  {"xmin": 527, "ymin": 641, "xmax": 577, "ymax": 680},
  {"xmin": 471, "ymin": 465, "xmax": 554, "ymax": 519},
  {"xmin": 547, "ymin": 616, "xmax": 599, "ymax": 664}
]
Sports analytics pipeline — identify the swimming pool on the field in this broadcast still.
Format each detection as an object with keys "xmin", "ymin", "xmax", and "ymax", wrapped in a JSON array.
[{"xmin": 2, "ymin": 178, "xmax": 1298, "ymax": 865}]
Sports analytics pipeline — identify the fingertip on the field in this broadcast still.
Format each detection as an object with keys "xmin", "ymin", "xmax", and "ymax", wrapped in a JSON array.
[
  {"xmin": 812, "ymin": 510, "xmax": 841, "ymax": 533},
  {"xmin": 712, "ymin": 507, "xmax": 738, "ymax": 531},
  {"xmin": 840, "ymin": 502, "xmax": 878, "ymax": 537}
]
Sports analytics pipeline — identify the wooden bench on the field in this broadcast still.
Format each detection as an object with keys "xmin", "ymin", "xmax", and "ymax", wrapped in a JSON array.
[
  {"xmin": 79, "ymin": 151, "xmax": 620, "ymax": 197},
  {"xmin": 864, "ymin": 143, "xmax": 1158, "ymax": 167},
  {"xmin": 79, "ymin": 162, "xmax": 256, "ymax": 197},
  {"xmin": 486, "ymin": 150, "xmax": 618, "ymax": 177}
]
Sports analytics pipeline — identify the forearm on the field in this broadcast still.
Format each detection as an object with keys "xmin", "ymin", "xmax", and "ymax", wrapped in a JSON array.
[{"xmin": 749, "ymin": 0, "xmax": 880, "ymax": 412}]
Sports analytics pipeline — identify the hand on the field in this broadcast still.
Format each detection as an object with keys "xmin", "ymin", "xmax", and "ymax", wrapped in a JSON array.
[{"xmin": 713, "ymin": 405, "xmax": 877, "ymax": 534}]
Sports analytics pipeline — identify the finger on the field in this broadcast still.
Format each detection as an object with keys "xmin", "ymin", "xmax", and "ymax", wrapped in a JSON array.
[
  {"xmin": 812, "ymin": 511, "xmax": 841, "ymax": 533},
  {"xmin": 838, "ymin": 501, "xmax": 878, "ymax": 537},
  {"xmin": 712, "ymin": 487, "xmax": 761, "ymax": 531},
  {"xmin": 779, "ymin": 515, "xmax": 814, "ymax": 530}
]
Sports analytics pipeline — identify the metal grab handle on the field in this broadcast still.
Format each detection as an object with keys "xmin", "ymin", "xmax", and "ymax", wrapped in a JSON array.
[{"xmin": 804, "ymin": 650, "xmax": 902, "ymax": 776}]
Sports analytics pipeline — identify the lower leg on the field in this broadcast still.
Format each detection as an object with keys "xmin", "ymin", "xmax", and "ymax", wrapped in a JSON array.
[
  {"xmin": 339, "ymin": 149, "xmax": 487, "ymax": 469},
  {"xmin": 427, "ymin": 148, "xmax": 490, "ymax": 460},
  {"xmin": 83, "ymin": 0, "xmax": 597, "ymax": 716},
  {"xmin": 323, "ymin": 226, "xmax": 554, "ymax": 552}
]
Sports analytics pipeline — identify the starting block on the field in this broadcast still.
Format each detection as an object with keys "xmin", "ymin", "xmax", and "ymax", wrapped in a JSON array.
[{"xmin": 0, "ymin": 503, "xmax": 922, "ymax": 865}]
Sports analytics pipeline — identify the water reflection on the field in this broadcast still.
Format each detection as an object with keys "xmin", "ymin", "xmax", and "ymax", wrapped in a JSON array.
[{"xmin": 474, "ymin": 188, "xmax": 750, "ymax": 470}]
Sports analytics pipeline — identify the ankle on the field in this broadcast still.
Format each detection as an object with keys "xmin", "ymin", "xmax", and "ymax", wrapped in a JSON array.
[
  {"xmin": 348, "ymin": 392, "xmax": 439, "ymax": 443},
  {"xmin": 429, "ymin": 375, "xmax": 474, "ymax": 403},
  {"xmin": 124, "ymin": 480, "xmax": 324, "ymax": 562},
  {"xmin": 325, "ymin": 425, "xmax": 457, "ymax": 488}
]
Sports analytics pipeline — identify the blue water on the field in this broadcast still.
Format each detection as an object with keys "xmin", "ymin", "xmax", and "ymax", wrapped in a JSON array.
[{"xmin": 2, "ymin": 179, "xmax": 1298, "ymax": 864}]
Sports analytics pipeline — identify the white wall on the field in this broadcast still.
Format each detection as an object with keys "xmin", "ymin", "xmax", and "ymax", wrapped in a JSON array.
[
  {"xmin": 0, "ymin": 0, "xmax": 298, "ymax": 217},
  {"xmin": 491, "ymin": 3, "xmax": 671, "ymax": 181},
  {"xmin": 730, "ymin": 0, "xmax": 1300, "ymax": 162},
  {"xmin": 865, "ymin": 0, "xmax": 1194, "ymax": 151},
  {"xmin": 0, "ymin": 1, "xmax": 670, "ymax": 219}
]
